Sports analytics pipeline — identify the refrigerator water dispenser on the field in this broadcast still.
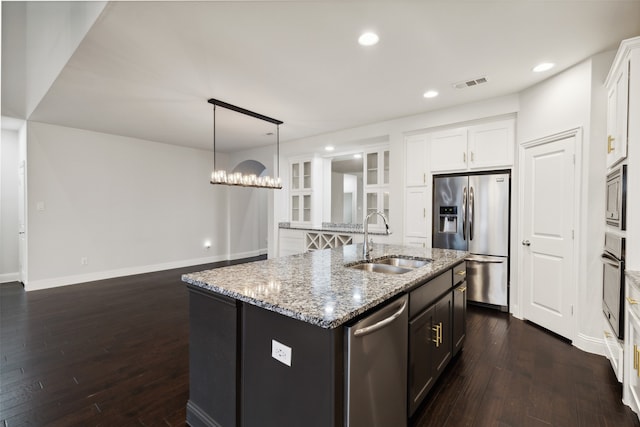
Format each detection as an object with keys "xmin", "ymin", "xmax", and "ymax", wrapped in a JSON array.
[{"xmin": 438, "ymin": 206, "xmax": 457, "ymax": 233}]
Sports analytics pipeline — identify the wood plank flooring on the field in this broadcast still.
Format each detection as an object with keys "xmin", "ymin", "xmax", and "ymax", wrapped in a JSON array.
[{"xmin": 1, "ymin": 258, "xmax": 638, "ymax": 426}]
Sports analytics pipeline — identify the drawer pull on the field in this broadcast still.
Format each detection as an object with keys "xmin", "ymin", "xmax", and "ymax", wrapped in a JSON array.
[
  {"xmin": 604, "ymin": 331, "xmax": 612, "ymax": 338},
  {"xmin": 634, "ymin": 345, "xmax": 638, "ymax": 371},
  {"xmin": 627, "ymin": 297, "xmax": 639, "ymax": 305},
  {"xmin": 456, "ymin": 270, "xmax": 466, "ymax": 276},
  {"xmin": 457, "ymin": 286, "xmax": 467, "ymax": 293}
]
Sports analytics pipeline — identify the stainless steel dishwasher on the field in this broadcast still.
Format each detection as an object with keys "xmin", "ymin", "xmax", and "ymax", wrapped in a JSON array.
[{"xmin": 345, "ymin": 294, "xmax": 408, "ymax": 427}]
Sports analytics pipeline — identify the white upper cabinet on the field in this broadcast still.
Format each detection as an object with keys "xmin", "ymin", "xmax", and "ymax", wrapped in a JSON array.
[
  {"xmin": 405, "ymin": 134, "xmax": 429, "ymax": 186},
  {"xmin": 467, "ymin": 119, "xmax": 515, "ymax": 170},
  {"xmin": 606, "ymin": 51, "xmax": 630, "ymax": 169},
  {"xmin": 429, "ymin": 128, "xmax": 468, "ymax": 172},
  {"xmin": 429, "ymin": 119, "xmax": 515, "ymax": 173},
  {"xmin": 404, "ymin": 187, "xmax": 430, "ymax": 239}
]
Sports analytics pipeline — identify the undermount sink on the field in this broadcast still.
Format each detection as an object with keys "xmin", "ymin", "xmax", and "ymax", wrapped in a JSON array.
[
  {"xmin": 348, "ymin": 263, "xmax": 412, "ymax": 275},
  {"xmin": 347, "ymin": 256, "xmax": 431, "ymax": 275},
  {"xmin": 375, "ymin": 256, "xmax": 430, "ymax": 269}
]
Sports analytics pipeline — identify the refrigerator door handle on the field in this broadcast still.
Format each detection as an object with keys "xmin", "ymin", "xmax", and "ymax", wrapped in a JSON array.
[
  {"xmin": 462, "ymin": 186, "xmax": 467, "ymax": 240},
  {"xmin": 469, "ymin": 186, "xmax": 475, "ymax": 241}
]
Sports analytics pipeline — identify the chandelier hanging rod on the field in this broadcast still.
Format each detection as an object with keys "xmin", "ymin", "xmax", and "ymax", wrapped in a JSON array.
[{"xmin": 207, "ymin": 98, "xmax": 283, "ymax": 125}]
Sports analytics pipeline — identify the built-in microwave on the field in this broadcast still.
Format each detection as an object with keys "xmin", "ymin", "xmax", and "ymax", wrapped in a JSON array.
[{"xmin": 606, "ymin": 164, "xmax": 627, "ymax": 230}]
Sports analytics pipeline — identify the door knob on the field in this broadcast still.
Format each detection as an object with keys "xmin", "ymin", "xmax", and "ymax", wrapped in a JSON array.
[{"xmin": 522, "ymin": 240, "xmax": 531, "ymax": 246}]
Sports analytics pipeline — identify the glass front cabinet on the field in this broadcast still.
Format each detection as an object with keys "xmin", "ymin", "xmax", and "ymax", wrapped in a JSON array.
[
  {"xmin": 364, "ymin": 149, "xmax": 390, "ymax": 229},
  {"xmin": 289, "ymin": 158, "xmax": 318, "ymax": 225}
]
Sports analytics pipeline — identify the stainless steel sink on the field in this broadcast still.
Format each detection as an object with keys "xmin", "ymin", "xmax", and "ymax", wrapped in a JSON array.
[
  {"xmin": 348, "ymin": 263, "xmax": 412, "ymax": 275},
  {"xmin": 375, "ymin": 256, "xmax": 430, "ymax": 269}
]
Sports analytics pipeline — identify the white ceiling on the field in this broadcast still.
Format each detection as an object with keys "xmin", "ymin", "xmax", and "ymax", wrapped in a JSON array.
[{"xmin": 4, "ymin": 1, "xmax": 640, "ymax": 152}]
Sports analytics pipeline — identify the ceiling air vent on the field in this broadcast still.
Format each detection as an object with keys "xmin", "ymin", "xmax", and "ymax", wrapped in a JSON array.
[{"xmin": 453, "ymin": 76, "xmax": 488, "ymax": 89}]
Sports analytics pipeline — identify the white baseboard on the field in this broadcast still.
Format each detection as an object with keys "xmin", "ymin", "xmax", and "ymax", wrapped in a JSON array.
[
  {"xmin": 0, "ymin": 272, "xmax": 20, "ymax": 284},
  {"xmin": 574, "ymin": 332, "xmax": 606, "ymax": 356},
  {"xmin": 24, "ymin": 251, "xmax": 266, "ymax": 292},
  {"xmin": 229, "ymin": 248, "xmax": 268, "ymax": 260}
]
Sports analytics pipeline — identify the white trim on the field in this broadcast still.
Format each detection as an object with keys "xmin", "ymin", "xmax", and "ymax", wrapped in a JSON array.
[
  {"xmin": 24, "ymin": 250, "xmax": 266, "ymax": 292},
  {"xmin": 517, "ymin": 127, "xmax": 582, "ymax": 343},
  {"xmin": 0, "ymin": 272, "xmax": 20, "ymax": 284},
  {"xmin": 574, "ymin": 333, "xmax": 606, "ymax": 357}
]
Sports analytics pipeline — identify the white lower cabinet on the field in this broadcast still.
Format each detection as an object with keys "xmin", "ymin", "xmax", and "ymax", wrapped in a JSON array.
[
  {"xmin": 279, "ymin": 229, "xmax": 306, "ymax": 257},
  {"xmin": 604, "ymin": 316, "xmax": 624, "ymax": 382},
  {"xmin": 624, "ymin": 279, "xmax": 640, "ymax": 417}
]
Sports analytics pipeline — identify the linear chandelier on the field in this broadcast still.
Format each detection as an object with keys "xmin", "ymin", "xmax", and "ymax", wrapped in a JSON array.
[{"xmin": 208, "ymin": 98, "xmax": 283, "ymax": 189}]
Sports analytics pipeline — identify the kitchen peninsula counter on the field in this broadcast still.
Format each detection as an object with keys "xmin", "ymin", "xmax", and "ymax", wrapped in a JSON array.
[
  {"xmin": 182, "ymin": 244, "xmax": 468, "ymax": 427},
  {"xmin": 182, "ymin": 244, "xmax": 467, "ymax": 329}
]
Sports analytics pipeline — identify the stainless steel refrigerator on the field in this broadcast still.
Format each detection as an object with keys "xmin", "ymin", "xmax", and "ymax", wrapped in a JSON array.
[{"xmin": 433, "ymin": 172, "xmax": 510, "ymax": 311}]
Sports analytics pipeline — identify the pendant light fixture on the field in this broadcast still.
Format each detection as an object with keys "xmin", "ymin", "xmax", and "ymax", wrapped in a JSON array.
[{"xmin": 208, "ymin": 98, "xmax": 283, "ymax": 189}]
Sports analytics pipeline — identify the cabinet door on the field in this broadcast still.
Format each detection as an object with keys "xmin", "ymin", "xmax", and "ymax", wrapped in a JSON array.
[
  {"xmin": 627, "ymin": 309, "xmax": 640, "ymax": 413},
  {"xmin": 433, "ymin": 293, "xmax": 452, "ymax": 377},
  {"xmin": 430, "ymin": 128, "xmax": 468, "ymax": 172},
  {"xmin": 406, "ymin": 134, "xmax": 428, "ymax": 186},
  {"xmin": 405, "ymin": 187, "xmax": 429, "ymax": 238},
  {"xmin": 453, "ymin": 281, "xmax": 467, "ymax": 356},
  {"xmin": 607, "ymin": 62, "xmax": 629, "ymax": 168},
  {"xmin": 467, "ymin": 119, "xmax": 514, "ymax": 170},
  {"xmin": 408, "ymin": 305, "xmax": 436, "ymax": 416}
]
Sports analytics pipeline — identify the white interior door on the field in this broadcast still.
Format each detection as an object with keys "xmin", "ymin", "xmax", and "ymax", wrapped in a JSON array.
[
  {"xmin": 18, "ymin": 160, "xmax": 27, "ymax": 284},
  {"xmin": 521, "ymin": 133, "xmax": 576, "ymax": 340}
]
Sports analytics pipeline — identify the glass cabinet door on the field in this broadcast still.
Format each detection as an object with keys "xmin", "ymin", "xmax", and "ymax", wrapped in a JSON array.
[
  {"xmin": 291, "ymin": 163, "xmax": 300, "ymax": 190},
  {"xmin": 303, "ymin": 195, "xmax": 311, "ymax": 222},
  {"xmin": 303, "ymin": 161, "xmax": 312, "ymax": 189},
  {"xmin": 383, "ymin": 150, "xmax": 390, "ymax": 185},
  {"xmin": 291, "ymin": 195, "xmax": 300, "ymax": 222},
  {"xmin": 366, "ymin": 192, "xmax": 378, "ymax": 224},
  {"xmin": 367, "ymin": 152, "xmax": 378, "ymax": 185}
]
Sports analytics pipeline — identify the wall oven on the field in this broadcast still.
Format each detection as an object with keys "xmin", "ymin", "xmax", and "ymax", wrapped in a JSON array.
[
  {"xmin": 602, "ymin": 232, "xmax": 626, "ymax": 339},
  {"xmin": 606, "ymin": 164, "xmax": 627, "ymax": 230}
]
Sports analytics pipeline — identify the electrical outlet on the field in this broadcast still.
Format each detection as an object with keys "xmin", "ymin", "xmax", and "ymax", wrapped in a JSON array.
[
  {"xmin": 271, "ymin": 339, "xmax": 292, "ymax": 366},
  {"xmin": 81, "ymin": 257, "xmax": 88, "ymax": 265}
]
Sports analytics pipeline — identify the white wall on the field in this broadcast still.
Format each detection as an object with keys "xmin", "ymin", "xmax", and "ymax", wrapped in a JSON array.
[
  {"xmin": 25, "ymin": 122, "xmax": 230, "ymax": 290},
  {"xmin": 1, "ymin": 129, "xmax": 20, "ymax": 282},
  {"xmin": 517, "ymin": 51, "xmax": 615, "ymax": 353}
]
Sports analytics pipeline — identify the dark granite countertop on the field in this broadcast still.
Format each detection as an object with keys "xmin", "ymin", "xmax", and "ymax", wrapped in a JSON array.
[{"xmin": 182, "ymin": 244, "xmax": 467, "ymax": 329}]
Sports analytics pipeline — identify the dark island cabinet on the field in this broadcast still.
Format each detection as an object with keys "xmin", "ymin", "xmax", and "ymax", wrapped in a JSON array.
[
  {"xmin": 452, "ymin": 262, "xmax": 467, "ymax": 356},
  {"xmin": 408, "ymin": 260, "xmax": 465, "ymax": 417}
]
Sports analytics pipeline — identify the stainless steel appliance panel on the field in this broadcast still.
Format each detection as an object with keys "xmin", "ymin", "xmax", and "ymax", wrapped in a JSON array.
[
  {"xmin": 605, "ymin": 164, "xmax": 627, "ymax": 230},
  {"xmin": 465, "ymin": 255, "xmax": 508, "ymax": 309},
  {"xmin": 602, "ymin": 232, "xmax": 626, "ymax": 339},
  {"xmin": 433, "ymin": 175, "xmax": 468, "ymax": 251},
  {"xmin": 345, "ymin": 295, "xmax": 408, "ymax": 427},
  {"xmin": 468, "ymin": 174, "xmax": 509, "ymax": 257}
]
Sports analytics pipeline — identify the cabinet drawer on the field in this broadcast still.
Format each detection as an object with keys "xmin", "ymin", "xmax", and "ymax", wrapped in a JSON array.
[
  {"xmin": 453, "ymin": 262, "xmax": 466, "ymax": 285},
  {"xmin": 410, "ymin": 271, "xmax": 452, "ymax": 318}
]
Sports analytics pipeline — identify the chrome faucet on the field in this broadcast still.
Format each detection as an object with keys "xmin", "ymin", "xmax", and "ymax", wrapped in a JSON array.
[{"xmin": 363, "ymin": 211, "xmax": 392, "ymax": 260}]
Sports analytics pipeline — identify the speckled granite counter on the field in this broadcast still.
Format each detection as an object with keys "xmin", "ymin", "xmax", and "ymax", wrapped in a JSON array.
[
  {"xmin": 628, "ymin": 271, "xmax": 640, "ymax": 290},
  {"xmin": 182, "ymin": 244, "xmax": 467, "ymax": 329}
]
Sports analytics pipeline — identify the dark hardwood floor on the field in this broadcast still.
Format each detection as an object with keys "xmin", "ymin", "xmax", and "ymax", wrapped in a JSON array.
[{"xmin": 1, "ymin": 259, "xmax": 638, "ymax": 426}]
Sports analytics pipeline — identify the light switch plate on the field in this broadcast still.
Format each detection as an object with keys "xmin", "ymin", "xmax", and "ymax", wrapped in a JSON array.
[{"xmin": 271, "ymin": 339, "xmax": 292, "ymax": 366}]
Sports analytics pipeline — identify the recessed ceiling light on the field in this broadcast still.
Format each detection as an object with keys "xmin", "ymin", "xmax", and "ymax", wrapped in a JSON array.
[
  {"xmin": 325, "ymin": 145, "xmax": 335, "ymax": 152},
  {"xmin": 358, "ymin": 32, "xmax": 379, "ymax": 46},
  {"xmin": 533, "ymin": 62, "xmax": 555, "ymax": 73},
  {"xmin": 423, "ymin": 90, "xmax": 439, "ymax": 99},
  {"xmin": 353, "ymin": 153, "xmax": 362, "ymax": 159}
]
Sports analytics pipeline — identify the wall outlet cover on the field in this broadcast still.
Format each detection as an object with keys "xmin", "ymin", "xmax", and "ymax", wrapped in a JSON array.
[{"xmin": 271, "ymin": 339, "xmax": 292, "ymax": 366}]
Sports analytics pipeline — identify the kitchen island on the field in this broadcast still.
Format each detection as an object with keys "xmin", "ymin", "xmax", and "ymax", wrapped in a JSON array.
[{"xmin": 182, "ymin": 244, "xmax": 468, "ymax": 427}]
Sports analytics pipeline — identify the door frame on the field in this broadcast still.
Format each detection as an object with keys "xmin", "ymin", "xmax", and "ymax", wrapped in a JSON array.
[{"xmin": 516, "ymin": 127, "xmax": 582, "ymax": 342}]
